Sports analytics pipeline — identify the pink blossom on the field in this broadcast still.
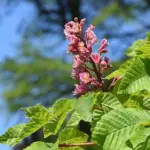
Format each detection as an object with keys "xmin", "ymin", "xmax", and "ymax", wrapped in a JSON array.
[
  {"xmin": 72, "ymin": 67, "xmax": 86, "ymax": 80},
  {"xmin": 67, "ymin": 36, "xmax": 80, "ymax": 54},
  {"xmin": 64, "ymin": 18, "xmax": 86, "ymax": 40},
  {"xmin": 100, "ymin": 60, "xmax": 107, "ymax": 68},
  {"xmin": 79, "ymin": 72, "xmax": 93, "ymax": 84},
  {"xmin": 109, "ymin": 76, "xmax": 122, "ymax": 89},
  {"xmin": 104, "ymin": 56, "xmax": 112, "ymax": 68},
  {"xmin": 85, "ymin": 25, "xmax": 97, "ymax": 45},
  {"xmin": 73, "ymin": 84, "xmax": 88, "ymax": 95},
  {"xmin": 91, "ymin": 53, "xmax": 101, "ymax": 64},
  {"xmin": 98, "ymin": 38, "xmax": 109, "ymax": 53},
  {"xmin": 64, "ymin": 18, "xmax": 112, "ymax": 95},
  {"xmin": 115, "ymin": 76, "xmax": 121, "ymax": 81},
  {"xmin": 78, "ymin": 42, "xmax": 90, "ymax": 54},
  {"xmin": 73, "ymin": 55, "xmax": 84, "ymax": 68}
]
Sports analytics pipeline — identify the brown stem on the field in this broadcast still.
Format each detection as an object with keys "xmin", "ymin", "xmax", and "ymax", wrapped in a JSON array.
[
  {"xmin": 83, "ymin": 64, "xmax": 94, "ymax": 72},
  {"xmin": 59, "ymin": 142, "xmax": 96, "ymax": 147},
  {"xmin": 93, "ymin": 106, "xmax": 104, "ymax": 111}
]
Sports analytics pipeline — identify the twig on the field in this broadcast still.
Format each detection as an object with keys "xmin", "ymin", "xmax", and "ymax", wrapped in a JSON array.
[
  {"xmin": 93, "ymin": 106, "xmax": 104, "ymax": 111},
  {"xmin": 59, "ymin": 142, "xmax": 96, "ymax": 147}
]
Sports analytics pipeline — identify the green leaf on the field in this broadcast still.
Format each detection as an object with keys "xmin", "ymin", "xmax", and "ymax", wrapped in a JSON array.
[
  {"xmin": 75, "ymin": 93, "xmax": 96, "ymax": 122},
  {"xmin": 106, "ymin": 59, "xmax": 134, "ymax": 80},
  {"xmin": 51, "ymin": 98, "xmax": 75, "ymax": 117},
  {"xmin": 43, "ymin": 113, "xmax": 67, "ymax": 138},
  {"xmin": 0, "ymin": 124, "xmax": 25, "ymax": 146},
  {"xmin": 67, "ymin": 111, "xmax": 82, "ymax": 127},
  {"xmin": 19, "ymin": 118, "xmax": 49, "ymax": 140},
  {"xmin": 143, "ymin": 97, "xmax": 150, "ymax": 109},
  {"xmin": 19, "ymin": 104, "xmax": 52, "ymax": 140},
  {"xmin": 135, "ymin": 136, "xmax": 150, "ymax": 150},
  {"xmin": 118, "ymin": 58, "xmax": 150, "ymax": 94},
  {"xmin": 92, "ymin": 92, "xmax": 123, "ymax": 128},
  {"xmin": 22, "ymin": 104, "xmax": 52, "ymax": 119},
  {"xmin": 92, "ymin": 108, "xmax": 150, "ymax": 150},
  {"xmin": 44, "ymin": 99, "xmax": 75, "ymax": 138},
  {"xmin": 24, "ymin": 141, "xmax": 59, "ymax": 150},
  {"xmin": 123, "ymin": 94, "xmax": 145, "ymax": 110},
  {"xmin": 126, "ymin": 40, "xmax": 145, "ymax": 57},
  {"xmin": 59, "ymin": 128, "xmax": 88, "ymax": 144},
  {"xmin": 126, "ymin": 32, "xmax": 150, "ymax": 57},
  {"xmin": 130, "ymin": 126, "xmax": 150, "ymax": 149}
]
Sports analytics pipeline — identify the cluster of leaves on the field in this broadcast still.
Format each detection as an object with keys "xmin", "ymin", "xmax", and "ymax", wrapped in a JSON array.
[{"xmin": 1, "ymin": 33, "xmax": 150, "ymax": 150}]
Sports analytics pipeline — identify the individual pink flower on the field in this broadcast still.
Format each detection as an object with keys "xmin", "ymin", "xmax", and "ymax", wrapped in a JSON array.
[
  {"xmin": 85, "ymin": 25, "xmax": 97, "ymax": 45},
  {"xmin": 98, "ymin": 38, "xmax": 109, "ymax": 53},
  {"xmin": 67, "ymin": 35, "xmax": 80, "ymax": 54},
  {"xmin": 73, "ymin": 55, "xmax": 84, "ymax": 68},
  {"xmin": 72, "ymin": 67, "xmax": 86, "ymax": 80},
  {"xmin": 108, "ymin": 76, "xmax": 122, "ymax": 89},
  {"xmin": 100, "ymin": 60, "xmax": 107, "ymax": 68},
  {"xmin": 104, "ymin": 56, "xmax": 112, "ymax": 68},
  {"xmin": 64, "ymin": 17, "xmax": 86, "ymax": 40},
  {"xmin": 79, "ymin": 72, "xmax": 93, "ymax": 84},
  {"xmin": 91, "ymin": 53, "xmax": 101, "ymax": 64},
  {"xmin": 73, "ymin": 84, "xmax": 88, "ymax": 95},
  {"xmin": 78, "ymin": 41, "xmax": 90, "ymax": 54}
]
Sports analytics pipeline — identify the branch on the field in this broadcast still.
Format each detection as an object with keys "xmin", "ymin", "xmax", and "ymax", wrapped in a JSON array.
[{"xmin": 59, "ymin": 142, "xmax": 96, "ymax": 147}]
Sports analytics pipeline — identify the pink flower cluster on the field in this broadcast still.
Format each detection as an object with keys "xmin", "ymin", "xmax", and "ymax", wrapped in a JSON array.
[{"xmin": 64, "ymin": 18, "xmax": 112, "ymax": 95}]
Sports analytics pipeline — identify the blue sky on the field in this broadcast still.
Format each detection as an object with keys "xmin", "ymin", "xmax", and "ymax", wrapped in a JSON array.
[{"xmin": 0, "ymin": 2, "xmax": 32, "ymax": 149}]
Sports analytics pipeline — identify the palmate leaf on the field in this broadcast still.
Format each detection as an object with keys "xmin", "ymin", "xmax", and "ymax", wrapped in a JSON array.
[
  {"xmin": 44, "ymin": 99, "xmax": 75, "ymax": 138},
  {"xmin": 106, "ymin": 59, "xmax": 134, "ymax": 80},
  {"xmin": 118, "ymin": 58, "xmax": 150, "ymax": 94},
  {"xmin": 0, "ymin": 124, "xmax": 25, "ymax": 146},
  {"xmin": 92, "ymin": 108, "xmax": 150, "ymax": 150}
]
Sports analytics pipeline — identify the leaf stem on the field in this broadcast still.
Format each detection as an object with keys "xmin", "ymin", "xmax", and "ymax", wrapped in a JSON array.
[
  {"xmin": 93, "ymin": 106, "xmax": 104, "ymax": 111},
  {"xmin": 59, "ymin": 142, "xmax": 96, "ymax": 147}
]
